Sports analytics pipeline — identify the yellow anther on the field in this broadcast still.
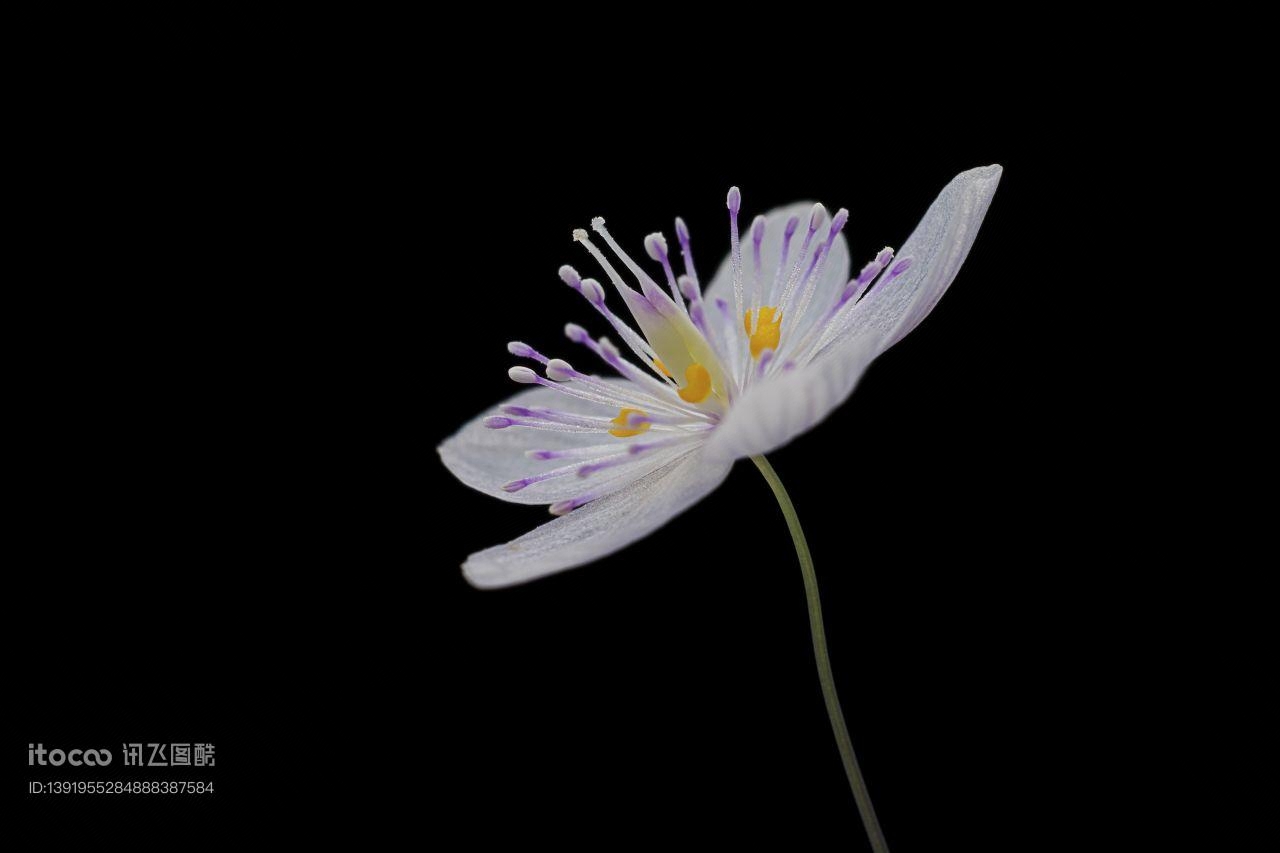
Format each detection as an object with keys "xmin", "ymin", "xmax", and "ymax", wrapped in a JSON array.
[
  {"xmin": 743, "ymin": 306, "xmax": 782, "ymax": 359},
  {"xmin": 677, "ymin": 363, "xmax": 712, "ymax": 403},
  {"xmin": 609, "ymin": 407, "xmax": 651, "ymax": 438},
  {"xmin": 653, "ymin": 358, "xmax": 672, "ymax": 378}
]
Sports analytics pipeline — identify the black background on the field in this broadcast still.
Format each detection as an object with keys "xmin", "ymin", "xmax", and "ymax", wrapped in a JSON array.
[{"xmin": 8, "ymin": 30, "xmax": 1133, "ymax": 850}]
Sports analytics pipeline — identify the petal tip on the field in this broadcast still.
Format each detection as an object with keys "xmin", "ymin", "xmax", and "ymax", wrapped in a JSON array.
[{"xmin": 461, "ymin": 556, "xmax": 505, "ymax": 590}]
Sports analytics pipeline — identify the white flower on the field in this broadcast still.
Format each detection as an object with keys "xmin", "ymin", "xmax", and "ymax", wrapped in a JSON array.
[{"xmin": 440, "ymin": 166, "xmax": 1002, "ymax": 588}]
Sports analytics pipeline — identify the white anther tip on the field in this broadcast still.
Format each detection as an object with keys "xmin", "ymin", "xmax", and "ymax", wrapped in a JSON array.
[
  {"xmin": 808, "ymin": 203, "xmax": 827, "ymax": 230},
  {"xmin": 643, "ymin": 232, "xmax": 668, "ymax": 261},
  {"xmin": 545, "ymin": 359, "xmax": 575, "ymax": 382},
  {"xmin": 579, "ymin": 278, "xmax": 606, "ymax": 305},
  {"xmin": 507, "ymin": 341, "xmax": 535, "ymax": 358},
  {"xmin": 564, "ymin": 323, "xmax": 588, "ymax": 343},
  {"xmin": 750, "ymin": 215, "xmax": 766, "ymax": 242},
  {"xmin": 726, "ymin": 186, "xmax": 741, "ymax": 213},
  {"xmin": 558, "ymin": 264, "xmax": 582, "ymax": 287},
  {"xmin": 572, "ymin": 228, "xmax": 588, "ymax": 242},
  {"xmin": 674, "ymin": 216, "xmax": 690, "ymax": 242},
  {"xmin": 590, "ymin": 216, "xmax": 605, "ymax": 231},
  {"xmin": 508, "ymin": 366, "xmax": 539, "ymax": 384}
]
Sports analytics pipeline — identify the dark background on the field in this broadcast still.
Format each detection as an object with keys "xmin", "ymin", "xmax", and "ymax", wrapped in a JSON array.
[{"xmin": 8, "ymin": 34, "xmax": 1131, "ymax": 849}]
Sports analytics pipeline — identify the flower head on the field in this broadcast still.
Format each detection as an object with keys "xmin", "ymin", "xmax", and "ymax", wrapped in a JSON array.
[{"xmin": 440, "ymin": 166, "xmax": 1002, "ymax": 587}]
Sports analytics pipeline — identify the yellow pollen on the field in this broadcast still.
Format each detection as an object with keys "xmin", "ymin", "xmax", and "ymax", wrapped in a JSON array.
[
  {"xmin": 609, "ymin": 407, "xmax": 651, "ymax": 438},
  {"xmin": 744, "ymin": 306, "xmax": 782, "ymax": 359},
  {"xmin": 653, "ymin": 358, "xmax": 672, "ymax": 378},
  {"xmin": 677, "ymin": 363, "xmax": 712, "ymax": 403}
]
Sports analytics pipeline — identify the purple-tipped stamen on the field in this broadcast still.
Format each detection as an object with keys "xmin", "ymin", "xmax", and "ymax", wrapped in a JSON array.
[
  {"xmin": 727, "ymin": 186, "xmax": 744, "ymax": 331},
  {"xmin": 674, "ymin": 216, "xmax": 699, "ymax": 288},
  {"xmin": 771, "ymin": 214, "xmax": 801, "ymax": 304},
  {"xmin": 508, "ymin": 341, "xmax": 549, "ymax": 364},
  {"xmin": 644, "ymin": 232, "xmax": 683, "ymax": 307}
]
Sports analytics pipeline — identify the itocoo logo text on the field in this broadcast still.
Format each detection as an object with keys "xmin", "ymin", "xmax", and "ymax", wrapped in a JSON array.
[{"xmin": 28, "ymin": 744, "xmax": 113, "ymax": 766}]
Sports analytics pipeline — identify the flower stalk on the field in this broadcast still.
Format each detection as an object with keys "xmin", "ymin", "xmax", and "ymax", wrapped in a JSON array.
[{"xmin": 751, "ymin": 454, "xmax": 890, "ymax": 853}]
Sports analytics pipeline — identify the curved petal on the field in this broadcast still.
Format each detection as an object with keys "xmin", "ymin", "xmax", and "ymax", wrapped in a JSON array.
[
  {"xmin": 438, "ymin": 381, "xmax": 683, "ymax": 505},
  {"xmin": 706, "ymin": 165, "xmax": 1003, "ymax": 461},
  {"xmin": 704, "ymin": 201, "xmax": 851, "ymax": 342},
  {"xmin": 846, "ymin": 164, "xmax": 1002, "ymax": 354},
  {"xmin": 705, "ymin": 333, "xmax": 878, "ymax": 462},
  {"xmin": 462, "ymin": 450, "xmax": 732, "ymax": 588}
]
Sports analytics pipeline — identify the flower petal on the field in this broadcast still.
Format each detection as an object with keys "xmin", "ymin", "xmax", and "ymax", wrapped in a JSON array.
[
  {"xmin": 462, "ymin": 450, "xmax": 732, "ymax": 588},
  {"xmin": 842, "ymin": 164, "xmax": 1002, "ymax": 353},
  {"xmin": 704, "ymin": 201, "xmax": 851, "ymax": 342},
  {"xmin": 438, "ymin": 382, "xmax": 683, "ymax": 505},
  {"xmin": 705, "ymin": 333, "xmax": 878, "ymax": 461},
  {"xmin": 705, "ymin": 165, "xmax": 1003, "ymax": 461}
]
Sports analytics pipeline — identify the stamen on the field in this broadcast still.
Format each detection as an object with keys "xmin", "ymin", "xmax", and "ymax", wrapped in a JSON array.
[
  {"xmin": 528, "ymin": 442, "xmax": 640, "ymax": 461},
  {"xmin": 804, "ymin": 253, "xmax": 914, "ymax": 364},
  {"xmin": 770, "ymin": 215, "xmax": 801, "ymax": 304},
  {"xmin": 507, "ymin": 341, "xmax": 549, "ymax": 364},
  {"xmin": 839, "ymin": 247, "xmax": 895, "ymax": 309},
  {"xmin": 545, "ymin": 358, "xmax": 576, "ymax": 382},
  {"xmin": 503, "ymin": 453, "xmax": 627, "ymax": 492},
  {"xmin": 775, "ymin": 204, "xmax": 825, "ymax": 323},
  {"xmin": 484, "ymin": 416, "xmax": 514, "ymax": 429},
  {"xmin": 549, "ymin": 495, "xmax": 594, "ymax": 515},
  {"xmin": 644, "ymin": 232, "xmax": 683, "ymax": 307},
  {"xmin": 565, "ymin": 331, "xmax": 697, "ymax": 414},
  {"xmin": 508, "ymin": 366, "xmax": 540, "ymax": 384},
  {"xmin": 560, "ymin": 263, "xmax": 670, "ymax": 378},
  {"xmin": 674, "ymin": 216, "xmax": 698, "ymax": 287},
  {"xmin": 592, "ymin": 218, "xmax": 677, "ymax": 314},
  {"xmin": 789, "ymin": 207, "xmax": 848, "ymax": 331},
  {"xmin": 559, "ymin": 265, "xmax": 606, "ymax": 306},
  {"xmin": 677, "ymin": 363, "xmax": 712, "ymax": 403},
  {"xmin": 574, "ymin": 227, "xmax": 636, "ymax": 302},
  {"xmin": 727, "ymin": 186, "xmax": 744, "ymax": 334},
  {"xmin": 714, "ymin": 297, "xmax": 743, "ymax": 380},
  {"xmin": 755, "ymin": 348, "xmax": 775, "ymax": 378},
  {"xmin": 749, "ymin": 214, "xmax": 766, "ymax": 331},
  {"xmin": 625, "ymin": 433, "xmax": 703, "ymax": 455}
]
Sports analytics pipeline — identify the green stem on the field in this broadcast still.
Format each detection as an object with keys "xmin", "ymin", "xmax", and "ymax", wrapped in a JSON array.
[{"xmin": 751, "ymin": 454, "xmax": 890, "ymax": 853}]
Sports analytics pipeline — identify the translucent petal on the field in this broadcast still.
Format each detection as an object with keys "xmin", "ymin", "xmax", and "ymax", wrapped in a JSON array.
[
  {"xmin": 705, "ymin": 333, "xmax": 878, "ymax": 461},
  {"xmin": 462, "ymin": 451, "xmax": 732, "ymax": 588},
  {"xmin": 842, "ymin": 165, "xmax": 1002, "ymax": 353},
  {"xmin": 438, "ymin": 381, "xmax": 687, "ymax": 505}
]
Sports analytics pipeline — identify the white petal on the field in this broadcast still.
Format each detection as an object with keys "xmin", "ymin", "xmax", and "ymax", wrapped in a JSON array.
[
  {"xmin": 846, "ymin": 165, "xmax": 1002, "ymax": 353},
  {"xmin": 438, "ymin": 381, "xmax": 680, "ymax": 505},
  {"xmin": 706, "ymin": 166, "xmax": 1003, "ymax": 462},
  {"xmin": 704, "ymin": 201, "xmax": 851, "ymax": 341},
  {"xmin": 462, "ymin": 450, "xmax": 732, "ymax": 588},
  {"xmin": 705, "ymin": 333, "xmax": 878, "ymax": 462}
]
